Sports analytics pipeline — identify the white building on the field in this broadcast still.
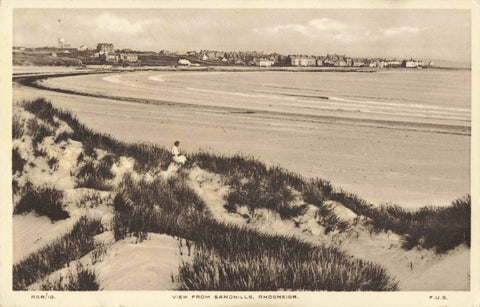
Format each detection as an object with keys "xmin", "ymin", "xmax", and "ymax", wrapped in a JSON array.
[
  {"xmin": 178, "ymin": 59, "xmax": 191, "ymax": 66},
  {"xmin": 258, "ymin": 59, "xmax": 274, "ymax": 67},
  {"xmin": 404, "ymin": 60, "xmax": 418, "ymax": 68},
  {"xmin": 105, "ymin": 54, "xmax": 119, "ymax": 62},
  {"xmin": 119, "ymin": 53, "xmax": 138, "ymax": 62}
]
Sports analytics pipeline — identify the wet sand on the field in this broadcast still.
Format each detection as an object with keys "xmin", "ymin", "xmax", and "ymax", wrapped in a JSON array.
[{"xmin": 13, "ymin": 75, "xmax": 470, "ymax": 208}]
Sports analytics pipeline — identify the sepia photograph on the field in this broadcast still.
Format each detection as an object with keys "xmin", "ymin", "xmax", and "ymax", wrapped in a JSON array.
[{"xmin": 1, "ymin": 1, "xmax": 479, "ymax": 306}]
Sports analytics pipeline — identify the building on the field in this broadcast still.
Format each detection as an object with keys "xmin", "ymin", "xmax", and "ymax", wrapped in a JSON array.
[
  {"xmin": 334, "ymin": 57, "xmax": 348, "ymax": 67},
  {"xmin": 316, "ymin": 57, "xmax": 325, "ymax": 66},
  {"xmin": 385, "ymin": 59, "xmax": 402, "ymax": 68},
  {"xmin": 178, "ymin": 58, "xmax": 191, "ymax": 66},
  {"xmin": 402, "ymin": 59, "xmax": 418, "ymax": 68},
  {"xmin": 418, "ymin": 60, "xmax": 431, "ymax": 68},
  {"xmin": 105, "ymin": 54, "xmax": 119, "ymax": 62},
  {"xmin": 353, "ymin": 59, "xmax": 366, "ymax": 67},
  {"xmin": 289, "ymin": 55, "xmax": 301, "ymax": 66},
  {"xmin": 301, "ymin": 56, "xmax": 316, "ymax": 66},
  {"xmin": 258, "ymin": 58, "xmax": 274, "ymax": 67},
  {"xmin": 119, "ymin": 53, "xmax": 138, "ymax": 62},
  {"xmin": 289, "ymin": 55, "xmax": 317, "ymax": 67},
  {"xmin": 202, "ymin": 54, "xmax": 209, "ymax": 61},
  {"xmin": 324, "ymin": 54, "xmax": 346, "ymax": 67},
  {"xmin": 97, "ymin": 43, "xmax": 114, "ymax": 55}
]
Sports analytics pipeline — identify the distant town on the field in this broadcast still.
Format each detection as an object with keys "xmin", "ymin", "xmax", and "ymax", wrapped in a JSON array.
[{"xmin": 13, "ymin": 40, "xmax": 434, "ymax": 69}]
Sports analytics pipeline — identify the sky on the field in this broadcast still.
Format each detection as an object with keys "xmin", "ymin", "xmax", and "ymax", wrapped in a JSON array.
[{"xmin": 13, "ymin": 9, "xmax": 471, "ymax": 62}]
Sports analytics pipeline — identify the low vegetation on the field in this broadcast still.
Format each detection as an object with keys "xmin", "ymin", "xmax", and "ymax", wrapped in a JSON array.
[
  {"xmin": 40, "ymin": 263, "xmax": 100, "ymax": 291},
  {"xmin": 13, "ymin": 216, "xmax": 102, "ymax": 290},
  {"xmin": 12, "ymin": 147, "xmax": 26, "ymax": 174},
  {"xmin": 224, "ymin": 175, "xmax": 303, "ymax": 220},
  {"xmin": 22, "ymin": 98, "xmax": 172, "ymax": 172},
  {"xmin": 13, "ymin": 52, "xmax": 83, "ymax": 67},
  {"xmin": 26, "ymin": 118, "xmax": 56, "ymax": 147},
  {"xmin": 13, "ymin": 98, "xmax": 470, "ymax": 291},
  {"xmin": 190, "ymin": 152, "xmax": 470, "ymax": 252},
  {"xmin": 75, "ymin": 155, "xmax": 116, "ymax": 191},
  {"xmin": 14, "ymin": 185, "xmax": 69, "ymax": 221},
  {"xmin": 12, "ymin": 113, "xmax": 24, "ymax": 139},
  {"xmin": 113, "ymin": 173, "xmax": 398, "ymax": 291}
]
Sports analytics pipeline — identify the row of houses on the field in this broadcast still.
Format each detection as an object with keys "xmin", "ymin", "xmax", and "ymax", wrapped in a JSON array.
[{"xmin": 288, "ymin": 54, "xmax": 432, "ymax": 68}]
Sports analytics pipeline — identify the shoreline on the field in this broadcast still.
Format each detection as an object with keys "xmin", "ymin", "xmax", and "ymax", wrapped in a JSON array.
[
  {"xmin": 14, "ymin": 72, "xmax": 471, "ymax": 137},
  {"xmin": 12, "ymin": 64, "xmax": 471, "ymax": 79},
  {"xmin": 13, "ymin": 85, "xmax": 470, "ymax": 208}
]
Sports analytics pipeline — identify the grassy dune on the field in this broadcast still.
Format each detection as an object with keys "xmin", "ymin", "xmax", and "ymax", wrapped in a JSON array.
[
  {"xmin": 12, "ymin": 98, "xmax": 470, "ymax": 291},
  {"xmin": 113, "ymin": 175, "xmax": 397, "ymax": 290},
  {"xmin": 13, "ymin": 216, "xmax": 102, "ymax": 290},
  {"xmin": 191, "ymin": 152, "xmax": 470, "ymax": 252}
]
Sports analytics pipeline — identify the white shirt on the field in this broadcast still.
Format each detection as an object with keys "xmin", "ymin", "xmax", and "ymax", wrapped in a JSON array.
[{"xmin": 172, "ymin": 145, "xmax": 179, "ymax": 156}]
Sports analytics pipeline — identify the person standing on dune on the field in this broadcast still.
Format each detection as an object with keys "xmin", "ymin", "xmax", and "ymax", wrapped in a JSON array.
[{"xmin": 172, "ymin": 140, "xmax": 186, "ymax": 165}]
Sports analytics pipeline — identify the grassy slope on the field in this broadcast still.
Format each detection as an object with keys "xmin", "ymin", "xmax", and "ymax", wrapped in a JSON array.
[
  {"xmin": 13, "ymin": 217, "xmax": 102, "ymax": 290},
  {"xmin": 190, "ymin": 152, "xmax": 470, "ymax": 253},
  {"xmin": 13, "ymin": 98, "xmax": 470, "ymax": 290}
]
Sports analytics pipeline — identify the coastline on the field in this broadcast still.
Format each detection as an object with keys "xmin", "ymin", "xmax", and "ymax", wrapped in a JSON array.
[
  {"xmin": 14, "ymin": 73, "xmax": 471, "ymax": 137},
  {"xmin": 12, "ymin": 64, "xmax": 471, "ymax": 79},
  {"xmin": 12, "ymin": 69, "xmax": 470, "ymax": 208}
]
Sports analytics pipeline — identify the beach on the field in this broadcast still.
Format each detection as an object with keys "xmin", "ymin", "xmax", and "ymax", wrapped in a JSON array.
[{"xmin": 13, "ymin": 68, "xmax": 471, "ymax": 207}]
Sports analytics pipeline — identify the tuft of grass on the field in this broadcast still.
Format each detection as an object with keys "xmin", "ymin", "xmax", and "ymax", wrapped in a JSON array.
[
  {"xmin": 26, "ymin": 118, "xmax": 55, "ymax": 148},
  {"xmin": 177, "ymin": 220, "xmax": 398, "ymax": 291},
  {"xmin": 398, "ymin": 195, "xmax": 471, "ymax": 252},
  {"xmin": 14, "ymin": 185, "xmax": 69, "ymax": 221},
  {"xmin": 54, "ymin": 131, "xmax": 71, "ymax": 143},
  {"xmin": 12, "ymin": 113, "xmax": 25, "ymax": 139},
  {"xmin": 75, "ymin": 155, "xmax": 116, "ymax": 191},
  {"xmin": 178, "ymin": 250, "xmax": 397, "ymax": 291},
  {"xmin": 40, "ymin": 263, "xmax": 100, "ymax": 291},
  {"xmin": 225, "ymin": 176, "xmax": 301, "ymax": 220},
  {"xmin": 328, "ymin": 192, "xmax": 471, "ymax": 253},
  {"xmin": 13, "ymin": 216, "xmax": 102, "ymax": 290},
  {"xmin": 113, "ymin": 174, "xmax": 205, "ymax": 241},
  {"xmin": 12, "ymin": 147, "xmax": 26, "ymax": 174},
  {"xmin": 128, "ymin": 143, "xmax": 172, "ymax": 173},
  {"xmin": 47, "ymin": 156, "xmax": 59, "ymax": 170},
  {"xmin": 75, "ymin": 191, "xmax": 106, "ymax": 209},
  {"xmin": 23, "ymin": 98, "xmax": 59, "ymax": 128}
]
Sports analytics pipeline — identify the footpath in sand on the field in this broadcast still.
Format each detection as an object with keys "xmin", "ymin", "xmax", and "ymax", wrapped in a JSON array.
[{"xmin": 187, "ymin": 166, "xmax": 470, "ymax": 291}]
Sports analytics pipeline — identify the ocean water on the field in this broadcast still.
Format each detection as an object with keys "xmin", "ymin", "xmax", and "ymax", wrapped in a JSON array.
[{"xmin": 101, "ymin": 69, "xmax": 471, "ymax": 126}]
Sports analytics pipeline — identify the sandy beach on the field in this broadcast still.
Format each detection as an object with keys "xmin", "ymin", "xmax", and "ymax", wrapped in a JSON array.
[{"xmin": 13, "ymin": 69, "xmax": 470, "ymax": 208}]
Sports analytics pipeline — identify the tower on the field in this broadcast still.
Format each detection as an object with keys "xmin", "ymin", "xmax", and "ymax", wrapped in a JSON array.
[{"xmin": 58, "ymin": 37, "xmax": 65, "ymax": 49}]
